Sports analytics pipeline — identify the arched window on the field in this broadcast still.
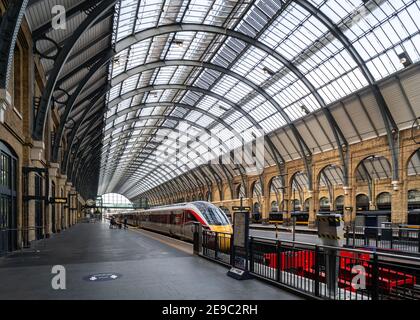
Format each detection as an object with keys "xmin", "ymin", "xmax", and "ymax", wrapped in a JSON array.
[
  {"xmin": 291, "ymin": 199, "xmax": 301, "ymax": 212},
  {"xmin": 408, "ymin": 190, "xmax": 420, "ymax": 210},
  {"xmin": 303, "ymin": 199, "xmax": 310, "ymax": 212},
  {"xmin": 0, "ymin": 141, "xmax": 18, "ymax": 255},
  {"xmin": 271, "ymin": 201, "xmax": 279, "ymax": 212},
  {"xmin": 376, "ymin": 192, "xmax": 391, "ymax": 210},
  {"xmin": 335, "ymin": 195, "xmax": 345, "ymax": 213},
  {"xmin": 319, "ymin": 197, "xmax": 331, "ymax": 212},
  {"xmin": 253, "ymin": 202, "xmax": 260, "ymax": 213},
  {"xmin": 356, "ymin": 194, "xmax": 369, "ymax": 211},
  {"xmin": 235, "ymin": 184, "xmax": 245, "ymax": 199}
]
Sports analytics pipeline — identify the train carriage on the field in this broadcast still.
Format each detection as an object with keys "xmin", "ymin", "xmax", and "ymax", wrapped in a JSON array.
[{"xmin": 116, "ymin": 201, "xmax": 232, "ymax": 242}]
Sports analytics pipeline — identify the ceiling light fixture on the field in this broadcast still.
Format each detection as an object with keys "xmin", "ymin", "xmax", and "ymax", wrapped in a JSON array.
[
  {"xmin": 262, "ymin": 66, "xmax": 275, "ymax": 76},
  {"xmin": 398, "ymin": 52, "xmax": 412, "ymax": 68},
  {"xmin": 301, "ymin": 105, "xmax": 310, "ymax": 115},
  {"xmin": 173, "ymin": 40, "xmax": 184, "ymax": 48}
]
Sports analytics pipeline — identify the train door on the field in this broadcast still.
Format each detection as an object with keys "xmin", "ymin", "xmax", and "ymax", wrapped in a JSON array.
[
  {"xmin": 182, "ymin": 210, "xmax": 197, "ymax": 240},
  {"xmin": 172, "ymin": 210, "xmax": 183, "ymax": 236},
  {"xmin": 169, "ymin": 212, "xmax": 176, "ymax": 235}
]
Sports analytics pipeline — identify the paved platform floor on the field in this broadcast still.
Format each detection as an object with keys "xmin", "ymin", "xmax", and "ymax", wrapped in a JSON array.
[{"xmin": 0, "ymin": 222, "xmax": 301, "ymax": 300}]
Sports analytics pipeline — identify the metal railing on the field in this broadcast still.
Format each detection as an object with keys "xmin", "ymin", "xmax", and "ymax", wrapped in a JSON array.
[
  {"xmin": 0, "ymin": 226, "xmax": 48, "ymax": 257},
  {"xmin": 345, "ymin": 226, "xmax": 420, "ymax": 255},
  {"xmin": 200, "ymin": 231, "xmax": 420, "ymax": 300},
  {"xmin": 202, "ymin": 230, "xmax": 231, "ymax": 265}
]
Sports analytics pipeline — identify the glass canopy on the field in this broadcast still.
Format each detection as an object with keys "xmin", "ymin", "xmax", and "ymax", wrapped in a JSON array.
[{"xmin": 99, "ymin": 0, "xmax": 420, "ymax": 199}]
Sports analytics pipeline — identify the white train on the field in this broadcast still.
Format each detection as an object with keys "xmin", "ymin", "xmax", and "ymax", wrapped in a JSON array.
[{"xmin": 115, "ymin": 201, "xmax": 232, "ymax": 241}]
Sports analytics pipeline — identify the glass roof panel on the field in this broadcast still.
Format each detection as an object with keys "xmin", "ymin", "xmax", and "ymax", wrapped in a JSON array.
[{"xmin": 99, "ymin": 0, "xmax": 420, "ymax": 197}]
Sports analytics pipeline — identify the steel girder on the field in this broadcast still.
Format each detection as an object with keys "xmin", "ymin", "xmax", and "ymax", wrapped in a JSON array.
[
  {"xmin": 74, "ymin": 120, "xmax": 226, "ymax": 196},
  {"xmin": 108, "ymin": 58, "xmax": 287, "ymax": 170},
  {"xmin": 101, "ymin": 116, "xmax": 237, "ymax": 193},
  {"xmin": 32, "ymin": 0, "xmax": 102, "ymax": 39},
  {"xmin": 295, "ymin": 0, "xmax": 399, "ymax": 184},
  {"xmin": 108, "ymin": 57, "xmax": 291, "ymax": 171},
  {"xmin": 55, "ymin": 48, "xmax": 112, "ymax": 89},
  {"xmin": 63, "ymin": 85, "xmax": 110, "ymax": 174},
  {"xmin": 97, "ymin": 82, "xmax": 281, "ymax": 191},
  {"xmin": 52, "ymin": 50, "xmax": 114, "ymax": 162},
  {"xmin": 112, "ymin": 23, "xmax": 351, "ymax": 188},
  {"xmin": 32, "ymin": 0, "xmax": 117, "ymax": 141},
  {"xmin": 60, "ymin": 61, "xmax": 285, "ymax": 188},
  {"xmin": 0, "ymin": 0, "xmax": 29, "ymax": 89},
  {"xmin": 62, "ymin": 58, "xmax": 291, "ymax": 194},
  {"xmin": 111, "ymin": 133, "xmax": 235, "ymax": 194},
  {"xmin": 69, "ymin": 116, "xmax": 105, "ymax": 181},
  {"xmin": 111, "ymin": 144, "xmax": 225, "ymax": 193}
]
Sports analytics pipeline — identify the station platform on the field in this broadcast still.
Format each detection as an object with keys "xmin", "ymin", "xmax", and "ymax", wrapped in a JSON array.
[{"xmin": 0, "ymin": 222, "xmax": 301, "ymax": 300}]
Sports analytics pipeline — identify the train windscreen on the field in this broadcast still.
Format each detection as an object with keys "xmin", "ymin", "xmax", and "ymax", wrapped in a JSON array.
[{"xmin": 193, "ymin": 202, "xmax": 230, "ymax": 226}]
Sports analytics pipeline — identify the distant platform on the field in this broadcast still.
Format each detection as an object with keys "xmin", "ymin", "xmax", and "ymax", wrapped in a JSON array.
[
  {"xmin": 250, "ymin": 223, "xmax": 317, "ymax": 234},
  {"xmin": 0, "ymin": 222, "xmax": 301, "ymax": 300}
]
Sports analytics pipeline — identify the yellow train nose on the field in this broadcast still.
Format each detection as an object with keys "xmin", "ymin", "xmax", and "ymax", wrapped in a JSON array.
[
  {"xmin": 210, "ymin": 225, "xmax": 233, "ymax": 234},
  {"xmin": 208, "ymin": 225, "xmax": 232, "ymax": 252}
]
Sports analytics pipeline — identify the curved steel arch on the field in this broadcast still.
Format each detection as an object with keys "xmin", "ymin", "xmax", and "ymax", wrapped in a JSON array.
[
  {"xmin": 64, "ymin": 83, "xmax": 283, "ymax": 178},
  {"xmin": 73, "ymin": 122, "xmax": 229, "ymax": 195},
  {"xmin": 63, "ymin": 70, "xmax": 285, "ymax": 187},
  {"xmin": 52, "ymin": 50, "xmax": 114, "ymax": 162},
  {"xmin": 62, "ymin": 85, "xmax": 109, "ymax": 174},
  {"xmin": 32, "ymin": 0, "xmax": 117, "ymax": 141},
  {"xmin": 122, "ymin": 158, "xmax": 222, "ymax": 196},
  {"xmin": 97, "ymin": 83, "xmax": 283, "ymax": 189},
  {"xmin": 295, "ymin": 0, "xmax": 399, "ymax": 182},
  {"xmin": 0, "ymin": 0, "xmax": 29, "ymax": 89},
  {"xmin": 101, "ymin": 115, "xmax": 235, "ymax": 193},
  {"xmin": 104, "ymin": 83, "xmax": 283, "ymax": 158},
  {"xmin": 112, "ymin": 23, "xmax": 352, "ymax": 184},
  {"xmin": 104, "ymin": 103, "xmax": 240, "ymax": 136},
  {"xmin": 112, "ymin": 133, "xmax": 232, "ymax": 193},
  {"xmin": 106, "ymin": 57, "xmax": 294, "ymax": 169},
  {"xmin": 103, "ymin": 139, "xmax": 225, "ymax": 192},
  {"xmin": 99, "ymin": 102, "xmax": 242, "ymax": 191}
]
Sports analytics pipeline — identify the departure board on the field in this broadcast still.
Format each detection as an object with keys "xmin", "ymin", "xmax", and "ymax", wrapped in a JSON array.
[{"xmin": 233, "ymin": 211, "xmax": 247, "ymax": 248}]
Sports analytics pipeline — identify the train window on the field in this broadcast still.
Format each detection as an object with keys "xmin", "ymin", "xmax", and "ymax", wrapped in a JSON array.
[
  {"xmin": 184, "ymin": 211, "xmax": 197, "ymax": 223},
  {"xmin": 194, "ymin": 202, "xmax": 230, "ymax": 226}
]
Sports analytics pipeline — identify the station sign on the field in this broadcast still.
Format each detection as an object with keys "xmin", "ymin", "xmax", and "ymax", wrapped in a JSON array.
[
  {"xmin": 232, "ymin": 206, "xmax": 251, "ymax": 211},
  {"xmin": 50, "ymin": 197, "xmax": 67, "ymax": 204}
]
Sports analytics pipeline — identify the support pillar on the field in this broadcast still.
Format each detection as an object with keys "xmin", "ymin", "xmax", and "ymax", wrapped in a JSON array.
[
  {"xmin": 391, "ymin": 181, "xmax": 408, "ymax": 226},
  {"xmin": 47, "ymin": 163, "xmax": 60, "ymax": 236},
  {"xmin": 343, "ymin": 186, "xmax": 354, "ymax": 226},
  {"xmin": 57, "ymin": 175, "xmax": 67, "ymax": 231},
  {"xmin": 261, "ymin": 195, "xmax": 270, "ymax": 224},
  {"xmin": 65, "ymin": 182, "xmax": 73, "ymax": 228},
  {"xmin": 70, "ymin": 187, "xmax": 76, "ymax": 226},
  {"xmin": 308, "ymin": 190, "xmax": 318, "ymax": 228}
]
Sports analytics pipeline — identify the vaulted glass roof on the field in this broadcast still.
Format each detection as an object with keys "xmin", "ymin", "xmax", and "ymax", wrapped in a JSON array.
[{"xmin": 98, "ymin": 0, "xmax": 420, "ymax": 199}]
